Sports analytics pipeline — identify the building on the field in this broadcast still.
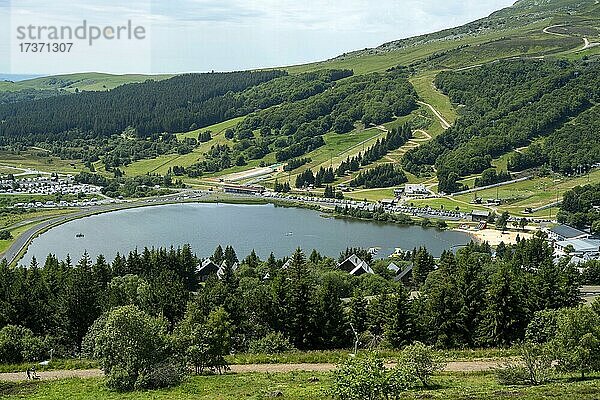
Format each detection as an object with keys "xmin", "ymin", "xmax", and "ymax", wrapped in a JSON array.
[
  {"xmin": 217, "ymin": 261, "xmax": 240, "ymax": 279},
  {"xmin": 387, "ymin": 262, "xmax": 400, "ymax": 274},
  {"xmin": 281, "ymin": 259, "xmax": 293, "ymax": 270},
  {"xmin": 394, "ymin": 263, "xmax": 413, "ymax": 284},
  {"xmin": 197, "ymin": 259, "xmax": 219, "ymax": 282},
  {"xmin": 338, "ymin": 254, "xmax": 373, "ymax": 276},
  {"xmin": 223, "ymin": 184, "xmax": 265, "ymax": 196},
  {"xmin": 395, "ymin": 184, "xmax": 429, "ymax": 197},
  {"xmin": 547, "ymin": 224, "xmax": 589, "ymax": 242},
  {"xmin": 471, "ymin": 210, "xmax": 490, "ymax": 222},
  {"xmin": 554, "ymin": 238, "xmax": 600, "ymax": 258}
]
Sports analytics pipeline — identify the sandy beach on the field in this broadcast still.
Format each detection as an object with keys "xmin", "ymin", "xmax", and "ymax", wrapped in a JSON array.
[{"xmin": 455, "ymin": 228, "xmax": 533, "ymax": 246}]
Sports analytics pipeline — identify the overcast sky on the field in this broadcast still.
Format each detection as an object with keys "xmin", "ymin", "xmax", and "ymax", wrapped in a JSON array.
[{"xmin": 1, "ymin": 0, "xmax": 516, "ymax": 75}]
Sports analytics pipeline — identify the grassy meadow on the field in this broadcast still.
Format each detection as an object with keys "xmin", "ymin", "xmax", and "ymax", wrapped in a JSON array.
[{"xmin": 3, "ymin": 371, "xmax": 600, "ymax": 400}]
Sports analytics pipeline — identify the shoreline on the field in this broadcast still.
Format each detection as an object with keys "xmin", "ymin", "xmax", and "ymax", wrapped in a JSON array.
[
  {"xmin": 3, "ymin": 192, "xmax": 474, "ymax": 267},
  {"xmin": 1, "ymin": 193, "xmax": 329, "ymax": 266}
]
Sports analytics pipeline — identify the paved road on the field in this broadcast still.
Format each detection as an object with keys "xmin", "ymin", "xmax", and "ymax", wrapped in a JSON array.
[{"xmin": 0, "ymin": 360, "xmax": 502, "ymax": 382}]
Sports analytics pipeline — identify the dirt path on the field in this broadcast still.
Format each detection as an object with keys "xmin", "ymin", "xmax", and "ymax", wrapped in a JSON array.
[
  {"xmin": 417, "ymin": 101, "xmax": 451, "ymax": 130},
  {"xmin": 0, "ymin": 361, "xmax": 502, "ymax": 382},
  {"xmin": 543, "ymin": 25, "xmax": 567, "ymax": 37},
  {"xmin": 581, "ymin": 37, "xmax": 599, "ymax": 51},
  {"xmin": 412, "ymin": 129, "xmax": 432, "ymax": 141}
]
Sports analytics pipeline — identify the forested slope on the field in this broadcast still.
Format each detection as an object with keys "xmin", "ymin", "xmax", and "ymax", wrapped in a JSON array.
[
  {"xmin": 401, "ymin": 59, "xmax": 600, "ymax": 193},
  {"xmin": 0, "ymin": 70, "xmax": 288, "ymax": 140}
]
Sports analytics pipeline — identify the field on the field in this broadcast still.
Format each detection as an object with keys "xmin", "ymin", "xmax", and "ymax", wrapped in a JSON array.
[
  {"xmin": 285, "ymin": 19, "xmax": 586, "ymax": 76},
  {"xmin": 3, "ymin": 371, "xmax": 600, "ymax": 400},
  {"xmin": 453, "ymin": 169, "xmax": 600, "ymax": 216},
  {"xmin": 409, "ymin": 72, "xmax": 457, "ymax": 125},
  {"xmin": 122, "ymin": 117, "xmax": 246, "ymax": 177},
  {"xmin": 0, "ymin": 149, "xmax": 86, "ymax": 175}
]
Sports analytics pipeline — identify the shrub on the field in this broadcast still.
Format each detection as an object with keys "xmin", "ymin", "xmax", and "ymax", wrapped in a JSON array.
[
  {"xmin": 133, "ymin": 360, "xmax": 185, "ymax": 390},
  {"xmin": 551, "ymin": 306, "xmax": 600, "ymax": 379},
  {"xmin": 248, "ymin": 332, "xmax": 295, "ymax": 354},
  {"xmin": 94, "ymin": 305, "xmax": 180, "ymax": 392},
  {"xmin": 175, "ymin": 307, "xmax": 234, "ymax": 375},
  {"xmin": 330, "ymin": 355, "xmax": 414, "ymax": 400},
  {"xmin": 495, "ymin": 342, "xmax": 553, "ymax": 386},
  {"xmin": 106, "ymin": 365, "xmax": 134, "ymax": 392},
  {"xmin": 399, "ymin": 342, "xmax": 445, "ymax": 387},
  {"xmin": 525, "ymin": 309, "xmax": 558, "ymax": 344},
  {"xmin": 0, "ymin": 325, "xmax": 46, "ymax": 364},
  {"xmin": 81, "ymin": 313, "xmax": 108, "ymax": 359}
]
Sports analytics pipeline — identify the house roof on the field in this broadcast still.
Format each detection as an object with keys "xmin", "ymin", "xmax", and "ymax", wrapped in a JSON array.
[
  {"xmin": 557, "ymin": 238, "xmax": 600, "ymax": 253},
  {"xmin": 387, "ymin": 262, "xmax": 400, "ymax": 273},
  {"xmin": 197, "ymin": 258, "xmax": 218, "ymax": 274},
  {"xmin": 395, "ymin": 263, "xmax": 413, "ymax": 281},
  {"xmin": 550, "ymin": 224, "xmax": 588, "ymax": 239},
  {"xmin": 471, "ymin": 210, "xmax": 490, "ymax": 217},
  {"xmin": 217, "ymin": 261, "xmax": 239, "ymax": 279},
  {"xmin": 349, "ymin": 261, "xmax": 374, "ymax": 276},
  {"xmin": 281, "ymin": 259, "xmax": 292, "ymax": 270},
  {"xmin": 339, "ymin": 254, "xmax": 366, "ymax": 272}
]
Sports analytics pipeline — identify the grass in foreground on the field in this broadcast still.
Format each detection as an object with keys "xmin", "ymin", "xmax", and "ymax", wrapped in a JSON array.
[{"xmin": 3, "ymin": 371, "xmax": 600, "ymax": 400}]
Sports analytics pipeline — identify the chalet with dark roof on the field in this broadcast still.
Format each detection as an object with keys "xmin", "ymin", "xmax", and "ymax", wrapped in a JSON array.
[
  {"xmin": 338, "ymin": 254, "xmax": 373, "ymax": 276},
  {"xmin": 197, "ymin": 259, "xmax": 219, "ymax": 282}
]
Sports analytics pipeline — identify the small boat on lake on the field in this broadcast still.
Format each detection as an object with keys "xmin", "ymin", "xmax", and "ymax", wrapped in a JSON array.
[{"xmin": 75, "ymin": 233, "xmax": 84, "ymax": 238}]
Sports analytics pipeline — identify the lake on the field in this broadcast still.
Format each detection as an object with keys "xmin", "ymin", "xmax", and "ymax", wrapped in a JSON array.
[{"xmin": 22, "ymin": 203, "xmax": 471, "ymax": 265}]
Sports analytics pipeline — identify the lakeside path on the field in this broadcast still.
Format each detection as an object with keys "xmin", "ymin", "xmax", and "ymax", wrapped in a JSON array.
[{"xmin": 0, "ymin": 360, "xmax": 503, "ymax": 382}]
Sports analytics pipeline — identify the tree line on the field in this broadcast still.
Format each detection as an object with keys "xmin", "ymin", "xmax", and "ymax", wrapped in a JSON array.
[
  {"xmin": 558, "ymin": 183, "xmax": 600, "ymax": 233},
  {"xmin": 508, "ymin": 106, "xmax": 600, "ymax": 174},
  {"xmin": 350, "ymin": 164, "xmax": 408, "ymax": 189},
  {"xmin": 335, "ymin": 123, "xmax": 413, "ymax": 179},
  {"xmin": 231, "ymin": 71, "xmax": 417, "ymax": 164}
]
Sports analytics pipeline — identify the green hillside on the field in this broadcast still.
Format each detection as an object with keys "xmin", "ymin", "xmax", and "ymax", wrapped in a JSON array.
[
  {"xmin": 1, "ymin": 0, "xmax": 599, "ymax": 212},
  {"xmin": 287, "ymin": 0, "xmax": 599, "ymax": 75},
  {"xmin": 0, "ymin": 72, "xmax": 173, "ymax": 92}
]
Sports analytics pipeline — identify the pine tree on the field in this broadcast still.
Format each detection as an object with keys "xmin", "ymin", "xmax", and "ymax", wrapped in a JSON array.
[
  {"xmin": 384, "ymin": 286, "xmax": 411, "ymax": 348},
  {"xmin": 412, "ymin": 247, "xmax": 435, "ymax": 287},
  {"xmin": 480, "ymin": 263, "xmax": 527, "ymax": 346},
  {"xmin": 286, "ymin": 248, "xmax": 314, "ymax": 349},
  {"xmin": 315, "ymin": 273, "xmax": 349, "ymax": 348},
  {"xmin": 224, "ymin": 246, "xmax": 238, "ymax": 267},
  {"xmin": 454, "ymin": 252, "xmax": 486, "ymax": 346},
  {"xmin": 212, "ymin": 245, "xmax": 224, "ymax": 265}
]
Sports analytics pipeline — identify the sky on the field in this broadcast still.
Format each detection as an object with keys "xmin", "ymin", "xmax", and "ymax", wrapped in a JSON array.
[{"xmin": 1, "ymin": 0, "xmax": 516, "ymax": 75}]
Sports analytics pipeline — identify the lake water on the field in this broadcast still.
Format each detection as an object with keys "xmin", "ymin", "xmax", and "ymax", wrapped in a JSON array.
[{"xmin": 22, "ymin": 203, "xmax": 471, "ymax": 265}]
